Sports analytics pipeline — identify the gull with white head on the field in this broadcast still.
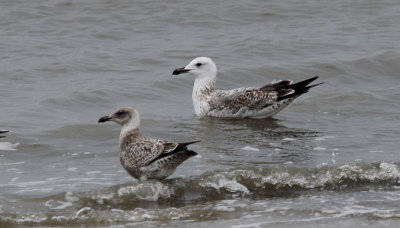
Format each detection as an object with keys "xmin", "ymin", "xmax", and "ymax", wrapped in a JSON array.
[
  {"xmin": 98, "ymin": 107, "xmax": 199, "ymax": 180},
  {"xmin": 173, "ymin": 57, "xmax": 322, "ymax": 118}
]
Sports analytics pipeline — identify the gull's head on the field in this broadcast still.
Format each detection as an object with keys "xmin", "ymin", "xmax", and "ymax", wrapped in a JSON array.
[
  {"xmin": 172, "ymin": 57, "xmax": 217, "ymax": 80},
  {"xmin": 98, "ymin": 107, "xmax": 139, "ymax": 127}
]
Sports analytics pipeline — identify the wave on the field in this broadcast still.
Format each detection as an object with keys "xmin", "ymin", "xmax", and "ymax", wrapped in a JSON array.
[
  {"xmin": 79, "ymin": 162, "xmax": 400, "ymax": 205},
  {"xmin": 1, "ymin": 162, "xmax": 400, "ymax": 226}
]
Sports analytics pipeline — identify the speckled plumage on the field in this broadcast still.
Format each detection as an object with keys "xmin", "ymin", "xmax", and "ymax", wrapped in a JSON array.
[
  {"xmin": 98, "ymin": 107, "xmax": 198, "ymax": 180},
  {"xmin": 173, "ymin": 57, "xmax": 322, "ymax": 118}
]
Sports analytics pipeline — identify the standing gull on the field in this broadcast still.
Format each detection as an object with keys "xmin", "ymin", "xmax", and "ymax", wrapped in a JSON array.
[
  {"xmin": 173, "ymin": 57, "xmax": 323, "ymax": 118},
  {"xmin": 98, "ymin": 107, "xmax": 198, "ymax": 180}
]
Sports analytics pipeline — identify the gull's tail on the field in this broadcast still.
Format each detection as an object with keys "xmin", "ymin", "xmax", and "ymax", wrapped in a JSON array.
[
  {"xmin": 185, "ymin": 149, "xmax": 198, "ymax": 156},
  {"xmin": 276, "ymin": 76, "xmax": 323, "ymax": 102}
]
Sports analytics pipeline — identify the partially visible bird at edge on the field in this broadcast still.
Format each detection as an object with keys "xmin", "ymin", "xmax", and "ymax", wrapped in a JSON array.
[{"xmin": 0, "ymin": 130, "xmax": 8, "ymax": 138}]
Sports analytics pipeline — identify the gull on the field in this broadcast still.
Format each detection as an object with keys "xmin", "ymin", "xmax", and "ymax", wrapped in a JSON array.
[
  {"xmin": 173, "ymin": 57, "xmax": 323, "ymax": 118},
  {"xmin": 98, "ymin": 107, "xmax": 199, "ymax": 180}
]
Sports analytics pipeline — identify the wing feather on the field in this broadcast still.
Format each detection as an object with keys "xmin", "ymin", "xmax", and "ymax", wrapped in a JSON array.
[
  {"xmin": 208, "ymin": 88, "xmax": 278, "ymax": 113},
  {"xmin": 207, "ymin": 76, "xmax": 321, "ymax": 113},
  {"xmin": 121, "ymin": 138, "xmax": 199, "ymax": 167}
]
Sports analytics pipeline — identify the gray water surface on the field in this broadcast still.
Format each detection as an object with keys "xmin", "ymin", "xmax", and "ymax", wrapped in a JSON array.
[{"xmin": 1, "ymin": 0, "xmax": 400, "ymax": 227}]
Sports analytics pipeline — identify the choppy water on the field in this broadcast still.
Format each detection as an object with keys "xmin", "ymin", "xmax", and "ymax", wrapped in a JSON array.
[{"xmin": 1, "ymin": 0, "xmax": 400, "ymax": 227}]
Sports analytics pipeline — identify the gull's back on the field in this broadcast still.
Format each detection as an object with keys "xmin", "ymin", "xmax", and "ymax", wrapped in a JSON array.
[{"xmin": 119, "ymin": 130, "xmax": 198, "ymax": 180}]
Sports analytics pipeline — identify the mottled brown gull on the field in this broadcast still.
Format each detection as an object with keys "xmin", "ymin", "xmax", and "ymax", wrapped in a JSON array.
[
  {"xmin": 173, "ymin": 57, "xmax": 323, "ymax": 118},
  {"xmin": 98, "ymin": 107, "xmax": 198, "ymax": 180}
]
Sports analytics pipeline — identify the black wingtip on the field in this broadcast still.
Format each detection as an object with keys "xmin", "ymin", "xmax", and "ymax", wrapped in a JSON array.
[
  {"xmin": 289, "ymin": 76, "xmax": 319, "ymax": 90},
  {"xmin": 186, "ymin": 150, "xmax": 198, "ymax": 156},
  {"xmin": 306, "ymin": 82, "xmax": 324, "ymax": 89},
  {"xmin": 277, "ymin": 76, "xmax": 323, "ymax": 102},
  {"xmin": 176, "ymin": 140, "xmax": 200, "ymax": 151},
  {"xmin": 180, "ymin": 140, "xmax": 200, "ymax": 146}
]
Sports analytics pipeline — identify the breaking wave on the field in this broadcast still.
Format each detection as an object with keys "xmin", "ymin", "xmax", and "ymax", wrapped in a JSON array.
[{"xmin": 2, "ymin": 162, "xmax": 400, "ymax": 226}]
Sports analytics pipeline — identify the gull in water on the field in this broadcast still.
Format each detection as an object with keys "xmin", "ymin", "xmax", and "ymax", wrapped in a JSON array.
[
  {"xmin": 0, "ymin": 130, "xmax": 8, "ymax": 138},
  {"xmin": 98, "ymin": 107, "xmax": 199, "ymax": 180},
  {"xmin": 173, "ymin": 57, "xmax": 323, "ymax": 118}
]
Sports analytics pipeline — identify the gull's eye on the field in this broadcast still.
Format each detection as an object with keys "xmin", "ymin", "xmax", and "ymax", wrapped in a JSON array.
[
  {"xmin": 116, "ymin": 111, "xmax": 125, "ymax": 116},
  {"xmin": 195, "ymin": 63, "xmax": 202, "ymax": 67}
]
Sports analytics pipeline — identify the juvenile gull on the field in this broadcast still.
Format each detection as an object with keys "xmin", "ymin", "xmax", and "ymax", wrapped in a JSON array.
[
  {"xmin": 98, "ymin": 107, "xmax": 198, "ymax": 180},
  {"xmin": 173, "ymin": 57, "xmax": 323, "ymax": 118}
]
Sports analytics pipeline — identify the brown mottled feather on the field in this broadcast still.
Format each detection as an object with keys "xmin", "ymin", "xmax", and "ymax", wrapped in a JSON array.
[
  {"xmin": 209, "ymin": 88, "xmax": 277, "ymax": 113},
  {"xmin": 206, "ymin": 77, "xmax": 320, "ymax": 114},
  {"xmin": 119, "ymin": 129, "xmax": 198, "ymax": 168}
]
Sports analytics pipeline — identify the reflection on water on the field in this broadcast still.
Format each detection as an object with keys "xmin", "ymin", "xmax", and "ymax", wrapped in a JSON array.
[{"xmin": 192, "ymin": 118, "xmax": 319, "ymax": 166}]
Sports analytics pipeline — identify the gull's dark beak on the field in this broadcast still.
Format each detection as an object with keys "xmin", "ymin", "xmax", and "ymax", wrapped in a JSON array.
[
  {"xmin": 172, "ymin": 67, "xmax": 190, "ymax": 75},
  {"xmin": 98, "ymin": 115, "xmax": 112, "ymax": 123}
]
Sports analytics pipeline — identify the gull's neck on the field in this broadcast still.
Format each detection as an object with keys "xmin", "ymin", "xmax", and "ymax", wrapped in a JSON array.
[
  {"xmin": 119, "ymin": 118, "xmax": 141, "ymax": 145},
  {"xmin": 193, "ymin": 76, "xmax": 216, "ymax": 95},
  {"xmin": 192, "ymin": 76, "xmax": 216, "ymax": 116}
]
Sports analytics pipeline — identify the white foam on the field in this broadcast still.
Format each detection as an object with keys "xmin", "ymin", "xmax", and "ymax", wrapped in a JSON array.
[
  {"xmin": 200, "ymin": 175, "xmax": 250, "ymax": 195},
  {"xmin": 0, "ymin": 142, "xmax": 20, "ymax": 151},
  {"xmin": 67, "ymin": 167, "xmax": 78, "ymax": 172},
  {"xmin": 313, "ymin": 147, "xmax": 326, "ymax": 151},
  {"xmin": 76, "ymin": 207, "xmax": 92, "ymax": 217},
  {"xmin": 224, "ymin": 181, "xmax": 250, "ymax": 194},
  {"xmin": 369, "ymin": 150, "xmax": 384, "ymax": 153},
  {"xmin": 65, "ymin": 192, "xmax": 79, "ymax": 202},
  {"xmin": 86, "ymin": 171, "xmax": 102, "ymax": 175},
  {"xmin": 45, "ymin": 200, "xmax": 73, "ymax": 210},
  {"xmin": 241, "ymin": 146, "xmax": 259, "ymax": 151},
  {"xmin": 117, "ymin": 182, "xmax": 174, "ymax": 201},
  {"xmin": 111, "ymin": 208, "xmax": 125, "ymax": 213},
  {"xmin": 13, "ymin": 180, "xmax": 48, "ymax": 187},
  {"xmin": 331, "ymin": 152, "xmax": 336, "ymax": 164},
  {"xmin": 1, "ymin": 161, "xmax": 25, "ymax": 166},
  {"xmin": 213, "ymin": 205, "xmax": 235, "ymax": 212},
  {"xmin": 46, "ymin": 177, "xmax": 63, "ymax": 181},
  {"xmin": 314, "ymin": 136, "xmax": 334, "ymax": 141},
  {"xmin": 50, "ymin": 216, "xmax": 68, "ymax": 222},
  {"xmin": 282, "ymin": 138, "xmax": 296, "ymax": 141},
  {"xmin": 16, "ymin": 187, "xmax": 54, "ymax": 193}
]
